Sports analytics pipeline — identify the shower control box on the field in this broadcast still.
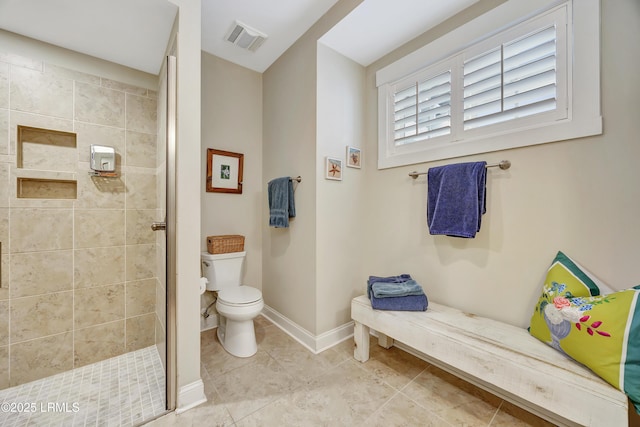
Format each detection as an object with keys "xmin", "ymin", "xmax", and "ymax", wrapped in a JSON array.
[{"xmin": 90, "ymin": 145, "xmax": 116, "ymax": 172}]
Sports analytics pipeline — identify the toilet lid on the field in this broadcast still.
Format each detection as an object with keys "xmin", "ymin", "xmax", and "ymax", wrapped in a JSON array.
[{"xmin": 217, "ymin": 286, "xmax": 262, "ymax": 305}]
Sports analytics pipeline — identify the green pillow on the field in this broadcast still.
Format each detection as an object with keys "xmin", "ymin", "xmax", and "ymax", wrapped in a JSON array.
[
  {"xmin": 533, "ymin": 251, "xmax": 605, "ymax": 304},
  {"xmin": 529, "ymin": 251, "xmax": 605, "ymax": 351},
  {"xmin": 529, "ymin": 251, "xmax": 640, "ymax": 412},
  {"xmin": 529, "ymin": 287, "xmax": 640, "ymax": 412}
]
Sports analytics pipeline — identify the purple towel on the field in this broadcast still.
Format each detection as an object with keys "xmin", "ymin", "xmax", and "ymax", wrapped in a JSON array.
[
  {"xmin": 427, "ymin": 161, "xmax": 487, "ymax": 238},
  {"xmin": 370, "ymin": 293, "xmax": 428, "ymax": 311},
  {"xmin": 367, "ymin": 274, "xmax": 412, "ymax": 299}
]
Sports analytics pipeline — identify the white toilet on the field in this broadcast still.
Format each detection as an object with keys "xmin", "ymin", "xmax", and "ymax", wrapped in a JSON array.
[{"xmin": 201, "ymin": 251, "xmax": 264, "ymax": 357}]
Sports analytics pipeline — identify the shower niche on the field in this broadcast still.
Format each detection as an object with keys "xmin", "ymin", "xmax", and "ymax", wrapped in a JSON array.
[{"xmin": 15, "ymin": 125, "xmax": 78, "ymax": 199}]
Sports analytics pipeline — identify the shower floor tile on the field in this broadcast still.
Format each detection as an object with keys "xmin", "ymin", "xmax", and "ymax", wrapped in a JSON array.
[{"xmin": 0, "ymin": 346, "xmax": 166, "ymax": 427}]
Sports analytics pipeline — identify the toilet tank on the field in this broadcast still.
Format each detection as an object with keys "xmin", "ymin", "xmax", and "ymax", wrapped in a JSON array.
[{"xmin": 201, "ymin": 251, "xmax": 245, "ymax": 291}]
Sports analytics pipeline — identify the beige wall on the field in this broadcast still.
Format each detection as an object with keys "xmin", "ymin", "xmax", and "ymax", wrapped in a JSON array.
[
  {"xmin": 360, "ymin": 0, "xmax": 640, "ymax": 328},
  {"xmin": 316, "ymin": 43, "xmax": 366, "ymax": 333},
  {"xmin": 262, "ymin": 21, "xmax": 319, "ymax": 334},
  {"xmin": 262, "ymin": 0, "xmax": 365, "ymax": 336},
  {"xmin": 0, "ymin": 33, "xmax": 160, "ymax": 388},
  {"xmin": 201, "ymin": 52, "xmax": 263, "ymax": 288}
]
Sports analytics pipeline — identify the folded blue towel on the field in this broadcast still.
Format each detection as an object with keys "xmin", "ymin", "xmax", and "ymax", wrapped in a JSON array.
[
  {"xmin": 427, "ymin": 161, "xmax": 487, "ymax": 238},
  {"xmin": 371, "ymin": 280, "xmax": 424, "ymax": 298},
  {"xmin": 370, "ymin": 293, "xmax": 428, "ymax": 311},
  {"xmin": 367, "ymin": 274, "xmax": 412, "ymax": 299},
  {"xmin": 268, "ymin": 177, "xmax": 296, "ymax": 228}
]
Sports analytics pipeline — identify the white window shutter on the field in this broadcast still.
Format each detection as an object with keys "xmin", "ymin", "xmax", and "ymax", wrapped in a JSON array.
[
  {"xmin": 463, "ymin": 25, "xmax": 557, "ymax": 130},
  {"xmin": 376, "ymin": 1, "xmax": 600, "ymax": 170},
  {"xmin": 393, "ymin": 71, "xmax": 451, "ymax": 145}
]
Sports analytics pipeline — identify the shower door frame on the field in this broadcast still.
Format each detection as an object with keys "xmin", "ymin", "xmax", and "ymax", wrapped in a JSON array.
[{"xmin": 165, "ymin": 54, "xmax": 178, "ymax": 411}]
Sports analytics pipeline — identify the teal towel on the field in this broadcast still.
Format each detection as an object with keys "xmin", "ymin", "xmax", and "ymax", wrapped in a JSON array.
[
  {"xmin": 268, "ymin": 177, "xmax": 296, "ymax": 228},
  {"xmin": 371, "ymin": 280, "xmax": 424, "ymax": 298},
  {"xmin": 367, "ymin": 274, "xmax": 412, "ymax": 299}
]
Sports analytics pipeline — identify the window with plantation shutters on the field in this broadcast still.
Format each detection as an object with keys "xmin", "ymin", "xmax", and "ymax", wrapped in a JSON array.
[
  {"xmin": 463, "ymin": 25, "xmax": 558, "ymax": 130},
  {"xmin": 377, "ymin": 0, "xmax": 601, "ymax": 170},
  {"xmin": 394, "ymin": 71, "xmax": 451, "ymax": 145}
]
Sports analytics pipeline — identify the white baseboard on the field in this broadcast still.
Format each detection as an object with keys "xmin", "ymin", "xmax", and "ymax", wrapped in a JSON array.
[
  {"xmin": 315, "ymin": 320, "xmax": 355, "ymax": 353},
  {"xmin": 175, "ymin": 379, "xmax": 206, "ymax": 414},
  {"xmin": 261, "ymin": 305, "xmax": 354, "ymax": 354}
]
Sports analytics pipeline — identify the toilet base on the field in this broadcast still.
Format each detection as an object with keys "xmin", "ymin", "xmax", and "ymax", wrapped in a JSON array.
[{"xmin": 217, "ymin": 316, "xmax": 258, "ymax": 358}]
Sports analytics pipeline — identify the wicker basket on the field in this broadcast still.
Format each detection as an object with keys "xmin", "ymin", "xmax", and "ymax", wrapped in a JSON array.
[{"xmin": 207, "ymin": 235, "xmax": 245, "ymax": 254}]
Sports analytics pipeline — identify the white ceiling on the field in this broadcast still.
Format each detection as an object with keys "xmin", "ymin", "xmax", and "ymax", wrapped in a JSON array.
[
  {"xmin": 321, "ymin": 0, "xmax": 480, "ymax": 67},
  {"xmin": 201, "ymin": 0, "xmax": 340, "ymax": 73},
  {"xmin": 0, "ymin": 0, "xmax": 479, "ymax": 75}
]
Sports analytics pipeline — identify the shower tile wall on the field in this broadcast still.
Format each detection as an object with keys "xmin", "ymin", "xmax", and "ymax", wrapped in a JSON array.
[{"xmin": 0, "ymin": 51, "xmax": 161, "ymax": 390}]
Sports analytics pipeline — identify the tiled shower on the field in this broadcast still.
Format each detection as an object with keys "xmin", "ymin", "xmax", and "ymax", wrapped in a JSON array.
[{"xmin": 0, "ymin": 49, "xmax": 166, "ymax": 394}]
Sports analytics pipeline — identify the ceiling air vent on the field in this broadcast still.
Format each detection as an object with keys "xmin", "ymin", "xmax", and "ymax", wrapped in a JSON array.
[{"xmin": 225, "ymin": 21, "xmax": 267, "ymax": 52}]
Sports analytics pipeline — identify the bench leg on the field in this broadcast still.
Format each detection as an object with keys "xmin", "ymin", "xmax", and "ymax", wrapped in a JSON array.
[
  {"xmin": 378, "ymin": 333, "xmax": 394, "ymax": 349},
  {"xmin": 353, "ymin": 321, "xmax": 370, "ymax": 362}
]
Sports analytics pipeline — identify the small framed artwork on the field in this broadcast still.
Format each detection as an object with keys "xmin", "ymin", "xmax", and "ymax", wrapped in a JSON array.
[
  {"xmin": 346, "ymin": 146, "xmax": 361, "ymax": 168},
  {"xmin": 325, "ymin": 157, "xmax": 342, "ymax": 181},
  {"xmin": 206, "ymin": 148, "xmax": 244, "ymax": 193}
]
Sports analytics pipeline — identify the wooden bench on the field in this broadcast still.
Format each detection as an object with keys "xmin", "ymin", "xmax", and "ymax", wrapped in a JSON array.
[{"xmin": 351, "ymin": 295, "xmax": 629, "ymax": 427}]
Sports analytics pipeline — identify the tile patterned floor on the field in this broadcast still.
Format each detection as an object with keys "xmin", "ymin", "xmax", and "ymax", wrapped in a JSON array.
[
  {"xmin": 0, "ymin": 346, "xmax": 166, "ymax": 427},
  {"xmin": 147, "ymin": 316, "xmax": 555, "ymax": 427}
]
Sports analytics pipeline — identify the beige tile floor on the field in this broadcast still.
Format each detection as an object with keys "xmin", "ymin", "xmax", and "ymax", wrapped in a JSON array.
[{"xmin": 146, "ymin": 315, "xmax": 555, "ymax": 427}]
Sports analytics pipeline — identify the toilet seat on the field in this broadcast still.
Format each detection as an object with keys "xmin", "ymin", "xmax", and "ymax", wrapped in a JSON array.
[{"xmin": 217, "ymin": 285, "xmax": 262, "ymax": 306}]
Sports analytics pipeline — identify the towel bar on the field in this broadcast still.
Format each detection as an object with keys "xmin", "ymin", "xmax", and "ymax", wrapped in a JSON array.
[
  {"xmin": 408, "ymin": 160, "xmax": 511, "ymax": 179},
  {"xmin": 290, "ymin": 176, "xmax": 302, "ymax": 183}
]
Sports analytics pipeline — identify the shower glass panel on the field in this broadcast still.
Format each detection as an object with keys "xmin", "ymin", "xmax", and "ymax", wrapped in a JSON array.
[{"xmin": 0, "ymin": 36, "xmax": 171, "ymax": 425}]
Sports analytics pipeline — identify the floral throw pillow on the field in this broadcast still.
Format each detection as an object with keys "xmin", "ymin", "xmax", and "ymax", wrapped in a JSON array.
[
  {"xmin": 528, "ymin": 251, "xmax": 640, "ymax": 413},
  {"xmin": 529, "ymin": 287, "xmax": 640, "ymax": 413},
  {"xmin": 532, "ymin": 251, "xmax": 604, "ymax": 304},
  {"xmin": 529, "ymin": 251, "xmax": 609, "ymax": 348}
]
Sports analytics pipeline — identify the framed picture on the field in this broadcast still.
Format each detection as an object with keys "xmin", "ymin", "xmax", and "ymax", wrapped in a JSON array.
[
  {"xmin": 325, "ymin": 157, "xmax": 342, "ymax": 181},
  {"xmin": 206, "ymin": 149, "xmax": 244, "ymax": 193},
  {"xmin": 346, "ymin": 146, "xmax": 361, "ymax": 168}
]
